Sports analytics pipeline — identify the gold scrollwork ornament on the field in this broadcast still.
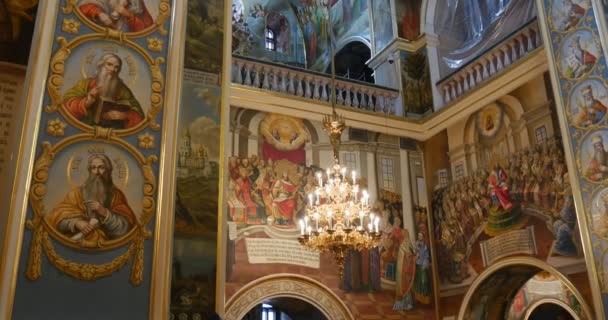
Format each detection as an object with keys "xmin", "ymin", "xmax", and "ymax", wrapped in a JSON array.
[{"xmin": 25, "ymin": 137, "xmax": 157, "ymax": 285}]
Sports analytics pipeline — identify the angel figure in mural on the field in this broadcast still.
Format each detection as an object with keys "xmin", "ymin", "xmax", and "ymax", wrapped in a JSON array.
[
  {"xmin": 63, "ymin": 53, "xmax": 145, "ymax": 129},
  {"xmin": 47, "ymin": 153, "xmax": 136, "ymax": 242},
  {"xmin": 585, "ymin": 134, "xmax": 608, "ymax": 181},
  {"xmin": 565, "ymin": 36, "xmax": 597, "ymax": 78},
  {"xmin": 575, "ymin": 85, "xmax": 608, "ymax": 127},
  {"xmin": 488, "ymin": 163, "xmax": 513, "ymax": 211},
  {"xmin": 78, "ymin": 0, "xmax": 154, "ymax": 32},
  {"xmin": 271, "ymin": 171, "xmax": 298, "ymax": 225}
]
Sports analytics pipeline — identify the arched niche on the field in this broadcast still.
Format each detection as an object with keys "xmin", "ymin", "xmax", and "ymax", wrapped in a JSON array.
[
  {"xmin": 265, "ymin": 11, "xmax": 290, "ymax": 54},
  {"xmin": 457, "ymin": 257, "xmax": 592, "ymax": 320},
  {"xmin": 458, "ymin": 95, "xmax": 528, "ymax": 173},
  {"xmin": 224, "ymin": 274, "xmax": 353, "ymax": 320},
  {"xmin": 234, "ymin": 108, "xmax": 320, "ymax": 164},
  {"xmin": 524, "ymin": 298, "xmax": 580, "ymax": 320}
]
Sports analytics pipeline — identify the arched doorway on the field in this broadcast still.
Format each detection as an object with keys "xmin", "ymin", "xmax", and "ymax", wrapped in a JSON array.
[
  {"xmin": 225, "ymin": 274, "xmax": 353, "ymax": 320},
  {"xmin": 457, "ymin": 257, "xmax": 592, "ymax": 320},
  {"xmin": 241, "ymin": 297, "xmax": 328, "ymax": 320},
  {"xmin": 329, "ymin": 41, "xmax": 374, "ymax": 83}
]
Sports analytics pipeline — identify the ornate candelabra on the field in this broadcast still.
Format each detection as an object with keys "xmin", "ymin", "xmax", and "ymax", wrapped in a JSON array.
[{"xmin": 298, "ymin": 112, "xmax": 381, "ymax": 280}]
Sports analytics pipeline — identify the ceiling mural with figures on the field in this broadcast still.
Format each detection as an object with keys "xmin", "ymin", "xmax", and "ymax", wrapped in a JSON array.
[{"xmin": 232, "ymin": 0, "xmax": 369, "ymax": 72}]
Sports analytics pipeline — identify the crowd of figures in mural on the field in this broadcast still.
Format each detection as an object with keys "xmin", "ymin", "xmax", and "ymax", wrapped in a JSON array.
[
  {"xmin": 224, "ymin": 110, "xmax": 435, "ymax": 318},
  {"xmin": 433, "ymin": 136, "xmax": 580, "ymax": 284},
  {"xmin": 227, "ymin": 155, "xmax": 313, "ymax": 227}
]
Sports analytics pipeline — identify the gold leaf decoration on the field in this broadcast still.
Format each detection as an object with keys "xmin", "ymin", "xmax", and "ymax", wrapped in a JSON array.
[
  {"xmin": 148, "ymin": 57, "xmax": 165, "ymax": 130},
  {"xmin": 46, "ymin": 37, "xmax": 70, "ymax": 113},
  {"xmin": 137, "ymin": 132, "xmax": 155, "ymax": 149},
  {"xmin": 46, "ymin": 118, "xmax": 67, "ymax": 137},
  {"xmin": 147, "ymin": 37, "xmax": 163, "ymax": 52},
  {"xmin": 61, "ymin": 18, "xmax": 80, "ymax": 34}
]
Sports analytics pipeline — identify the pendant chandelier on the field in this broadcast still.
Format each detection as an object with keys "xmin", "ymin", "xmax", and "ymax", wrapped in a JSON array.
[
  {"xmin": 297, "ymin": 112, "xmax": 382, "ymax": 279},
  {"xmin": 297, "ymin": 2, "xmax": 381, "ymax": 280}
]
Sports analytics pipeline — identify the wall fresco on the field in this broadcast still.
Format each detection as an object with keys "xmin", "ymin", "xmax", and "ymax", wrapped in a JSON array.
[
  {"xmin": 10, "ymin": 1, "xmax": 173, "ymax": 318},
  {"xmin": 395, "ymin": 0, "xmax": 421, "ymax": 41},
  {"xmin": 425, "ymin": 78, "xmax": 589, "ymax": 314},
  {"xmin": 225, "ymin": 107, "xmax": 435, "ymax": 318},
  {"xmin": 169, "ymin": 0, "xmax": 226, "ymax": 318},
  {"xmin": 372, "ymin": 0, "xmax": 393, "ymax": 54},
  {"xmin": 401, "ymin": 49, "xmax": 433, "ymax": 116}
]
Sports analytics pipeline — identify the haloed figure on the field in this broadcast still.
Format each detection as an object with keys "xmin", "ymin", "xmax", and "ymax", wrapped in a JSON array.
[{"xmin": 48, "ymin": 153, "xmax": 136, "ymax": 242}]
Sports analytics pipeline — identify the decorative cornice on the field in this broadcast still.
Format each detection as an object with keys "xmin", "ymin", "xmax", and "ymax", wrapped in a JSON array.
[
  {"xmin": 230, "ymin": 48, "xmax": 548, "ymax": 142},
  {"xmin": 367, "ymin": 37, "xmax": 427, "ymax": 70}
]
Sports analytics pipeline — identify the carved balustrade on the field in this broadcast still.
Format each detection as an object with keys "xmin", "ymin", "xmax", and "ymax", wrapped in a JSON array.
[
  {"xmin": 232, "ymin": 55, "xmax": 401, "ymax": 115},
  {"xmin": 437, "ymin": 19, "xmax": 543, "ymax": 105}
]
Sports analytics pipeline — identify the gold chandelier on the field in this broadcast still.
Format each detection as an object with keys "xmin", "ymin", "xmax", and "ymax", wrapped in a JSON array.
[
  {"xmin": 298, "ymin": 112, "xmax": 381, "ymax": 280},
  {"xmin": 297, "ymin": 1, "xmax": 381, "ymax": 280}
]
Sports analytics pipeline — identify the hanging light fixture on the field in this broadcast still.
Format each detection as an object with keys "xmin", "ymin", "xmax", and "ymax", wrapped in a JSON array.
[{"xmin": 298, "ymin": 2, "xmax": 381, "ymax": 280}]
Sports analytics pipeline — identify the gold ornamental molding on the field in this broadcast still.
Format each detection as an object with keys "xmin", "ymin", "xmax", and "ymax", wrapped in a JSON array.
[
  {"xmin": 224, "ymin": 274, "xmax": 353, "ymax": 320},
  {"xmin": 457, "ymin": 257, "xmax": 592, "ymax": 320},
  {"xmin": 25, "ymin": 134, "xmax": 157, "ymax": 285}
]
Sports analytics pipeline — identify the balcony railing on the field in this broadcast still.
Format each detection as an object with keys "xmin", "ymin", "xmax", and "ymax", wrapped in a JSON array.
[
  {"xmin": 231, "ymin": 55, "xmax": 401, "ymax": 115},
  {"xmin": 437, "ymin": 18, "xmax": 542, "ymax": 105}
]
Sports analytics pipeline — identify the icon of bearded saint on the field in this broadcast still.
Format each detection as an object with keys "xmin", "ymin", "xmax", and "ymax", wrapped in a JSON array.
[
  {"xmin": 62, "ymin": 53, "xmax": 145, "ymax": 129},
  {"xmin": 47, "ymin": 153, "xmax": 137, "ymax": 243}
]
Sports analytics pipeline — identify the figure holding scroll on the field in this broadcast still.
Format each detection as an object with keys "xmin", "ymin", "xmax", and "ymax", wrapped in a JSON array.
[
  {"xmin": 47, "ymin": 153, "xmax": 137, "ymax": 242},
  {"xmin": 63, "ymin": 53, "xmax": 145, "ymax": 129}
]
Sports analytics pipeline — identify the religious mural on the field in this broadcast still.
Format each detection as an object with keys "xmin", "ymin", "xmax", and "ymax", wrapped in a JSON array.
[
  {"xmin": 169, "ymin": 1, "xmax": 226, "ymax": 319},
  {"xmin": 10, "ymin": 1, "xmax": 173, "ymax": 318},
  {"xmin": 225, "ymin": 108, "xmax": 435, "ymax": 318},
  {"xmin": 401, "ymin": 49, "xmax": 433, "ymax": 116},
  {"xmin": 231, "ymin": 0, "xmax": 368, "ymax": 71},
  {"xmin": 426, "ymin": 86, "xmax": 587, "ymax": 311},
  {"xmin": 185, "ymin": 0, "xmax": 224, "ymax": 74},
  {"xmin": 372, "ymin": 0, "xmax": 393, "ymax": 53},
  {"xmin": 549, "ymin": 0, "xmax": 591, "ymax": 33},
  {"xmin": 395, "ymin": 0, "xmax": 422, "ymax": 41},
  {"xmin": 0, "ymin": 0, "xmax": 38, "ymax": 65}
]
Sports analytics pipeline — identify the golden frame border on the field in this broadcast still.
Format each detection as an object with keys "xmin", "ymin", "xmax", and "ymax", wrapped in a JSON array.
[
  {"xmin": 224, "ymin": 274, "xmax": 354, "ymax": 320},
  {"xmin": 62, "ymin": 0, "xmax": 171, "ymax": 38},
  {"xmin": 456, "ymin": 257, "xmax": 593, "ymax": 320},
  {"xmin": 25, "ymin": 133, "xmax": 157, "ymax": 284},
  {"xmin": 45, "ymin": 34, "xmax": 165, "ymax": 135}
]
